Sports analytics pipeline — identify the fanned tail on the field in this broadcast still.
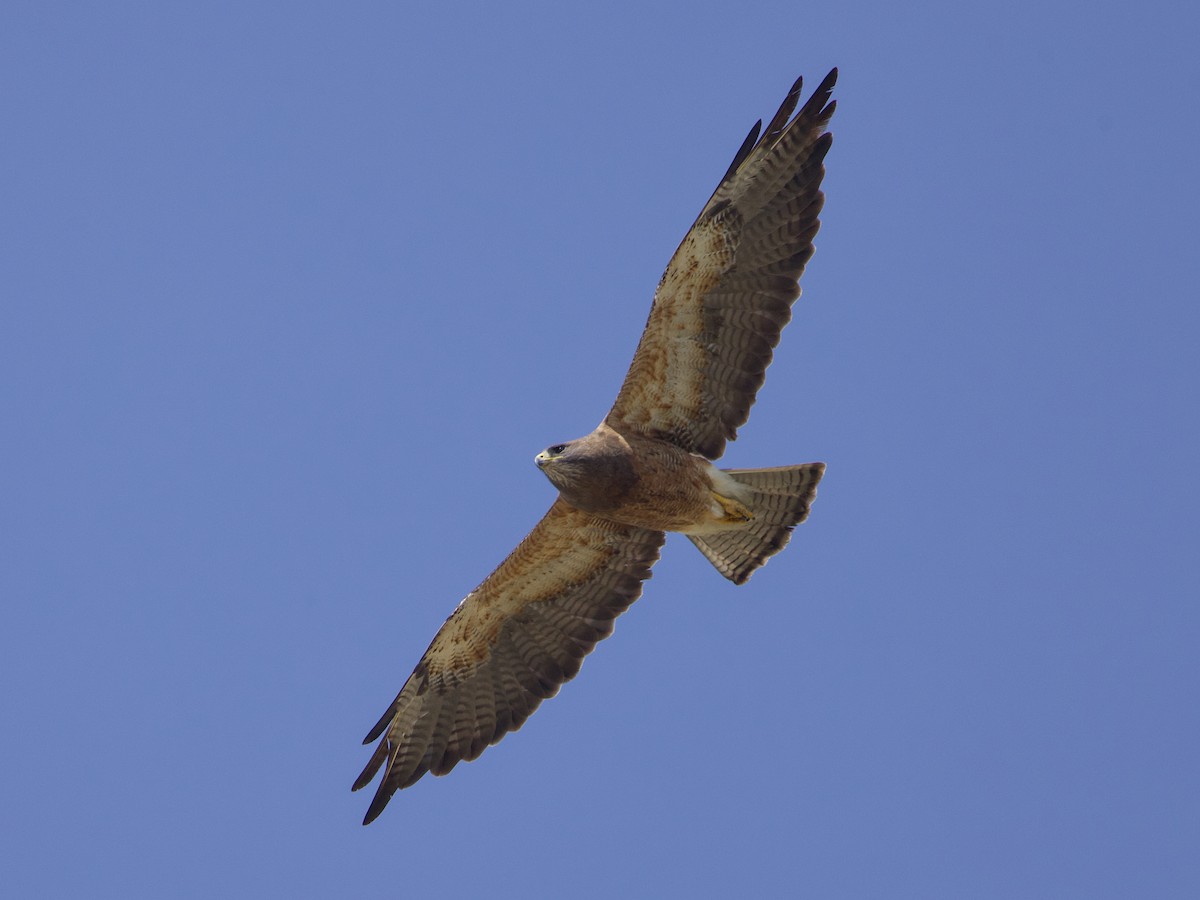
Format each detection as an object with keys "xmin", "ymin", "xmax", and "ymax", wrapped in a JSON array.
[{"xmin": 688, "ymin": 463, "xmax": 824, "ymax": 584}]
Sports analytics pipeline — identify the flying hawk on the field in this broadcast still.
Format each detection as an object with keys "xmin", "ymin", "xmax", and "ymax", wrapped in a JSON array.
[{"xmin": 354, "ymin": 68, "xmax": 837, "ymax": 824}]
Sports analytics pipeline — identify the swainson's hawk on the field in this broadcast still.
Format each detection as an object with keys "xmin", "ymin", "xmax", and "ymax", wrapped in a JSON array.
[{"xmin": 354, "ymin": 68, "xmax": 837, "ymax": 824}]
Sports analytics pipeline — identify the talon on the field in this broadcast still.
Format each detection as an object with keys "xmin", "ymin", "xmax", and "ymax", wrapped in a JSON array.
[{"xmin": 712, "ymin": 492, "xmax": 754, "ymax": 523}]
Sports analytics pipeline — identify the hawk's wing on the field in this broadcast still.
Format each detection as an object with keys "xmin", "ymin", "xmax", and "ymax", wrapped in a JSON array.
[
  {"xmin": 353, "ymin": 499, "xmax": 664, "ymax": 824},
  {"xmin": 605, "ymin": 69, "xmax": 837, "ymax": 460}
]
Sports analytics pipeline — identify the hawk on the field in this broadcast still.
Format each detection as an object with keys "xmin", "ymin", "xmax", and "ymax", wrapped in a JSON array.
[{"xmin": 354, "ymin": 68, "xmax": 837, "ymax": 824}]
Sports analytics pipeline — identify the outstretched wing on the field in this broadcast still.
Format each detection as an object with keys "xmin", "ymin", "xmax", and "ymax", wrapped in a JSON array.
[
  {"xmin": 606, "ymin": 69, "xmax": 837, "ymax": 460},
  {"xmin": 353, "ymin": 500, "xmax": 665, "ymax": 824}
]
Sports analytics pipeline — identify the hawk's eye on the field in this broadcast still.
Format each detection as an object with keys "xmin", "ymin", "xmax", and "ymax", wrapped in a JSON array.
[{"xmin": 548, "ymin": 444, "xmax": 566, "ymax": 455}]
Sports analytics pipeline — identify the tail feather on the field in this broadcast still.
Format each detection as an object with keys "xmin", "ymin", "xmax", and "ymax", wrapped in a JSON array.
[{"xmin": 688, "ymin": 463, "xmax": 824, "ymax": 584}]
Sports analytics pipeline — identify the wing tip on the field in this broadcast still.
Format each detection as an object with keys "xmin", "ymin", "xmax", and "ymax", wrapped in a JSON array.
[
  {"xmin": 808, "ymin": 68, "xmax": 838, "ymax": 122},
  {"xmin": 361, "ymin": 795, "xmax": 388, "ymax": 826},
  {"xmin": 718, "ymin": 119, "xmax": 763, "ymax": 188}
]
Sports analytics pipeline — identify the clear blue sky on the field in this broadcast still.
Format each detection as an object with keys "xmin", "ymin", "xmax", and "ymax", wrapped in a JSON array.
[{"xmin": 3, "ymin": 2, "xmax": 1197, "ymax": 897}]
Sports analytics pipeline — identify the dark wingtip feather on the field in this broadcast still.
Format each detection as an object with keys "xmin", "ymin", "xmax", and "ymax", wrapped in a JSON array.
[
  {"xmin": 718, "ymin": 120, "xmax": 762, "ymax": 187},
  {"xmin": 361, "ymin": 755, "xmax": 421, "ymax": 824},
  {"xmin": 804, "ymin": 68, "xmax": 838, "ymax": 121},
  {"xmin": 351, "ymin": 739, "xmax": 389, "ymax": 792},
  {"xmin": 762, "ymin": 74, "xmax": 805, "ymax": 143},
  {"xmin": 362, "ymin": 706, "xmax": 394, "ymax": 744},
  {"xmin": 362, "ymin": 791, "xmax": 389, "ymax": 826},
  {"xmin": 812, "ymin": 130, "xmax": 834, "ymax": 164},
  {"xmin": 707, "ymin": 67, "xmax": 837, "ymax": 218}
]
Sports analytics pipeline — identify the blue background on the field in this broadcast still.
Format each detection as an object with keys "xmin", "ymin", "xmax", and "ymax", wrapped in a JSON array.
[{"xmin": 3, "ymin": 2, "xmax": 1197, "ymax": 897}]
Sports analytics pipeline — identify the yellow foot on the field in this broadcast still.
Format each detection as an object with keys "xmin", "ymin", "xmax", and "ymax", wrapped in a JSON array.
[{"xmin": 712, "ymin": 492, "xmax": 754, "ymax": 523}]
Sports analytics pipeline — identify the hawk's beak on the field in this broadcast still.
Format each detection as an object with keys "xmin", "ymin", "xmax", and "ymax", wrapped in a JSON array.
[{"xmin": 535, "ymin": 451, "xmax": 551, "ymax": 468}]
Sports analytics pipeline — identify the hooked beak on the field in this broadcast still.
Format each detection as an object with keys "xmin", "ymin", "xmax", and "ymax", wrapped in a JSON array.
[{"xmin": 535, "ymin": 451, "xmax": 551, "ymax": 468}]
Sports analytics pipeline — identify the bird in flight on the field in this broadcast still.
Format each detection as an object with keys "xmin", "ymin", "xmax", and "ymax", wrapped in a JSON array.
[{"xmin": 354, "ymin": 68, "xmax": 837, "ymax": 824}]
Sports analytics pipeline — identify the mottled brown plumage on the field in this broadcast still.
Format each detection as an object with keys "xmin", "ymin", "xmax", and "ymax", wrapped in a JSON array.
[
  {"xmin": 607, "ymin": 69, "xmax": 835, "ymax": 459},
  {"xmin": 354, "ymin": 68, "xmax": 837, "ymax": 824}
]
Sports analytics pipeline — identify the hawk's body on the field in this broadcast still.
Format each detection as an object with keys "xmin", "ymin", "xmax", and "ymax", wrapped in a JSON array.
[
  {"xmin": 536, "ymin": 424, "xmax": 745, "ymax": 532},
  {"xmin": 354, "ymin": 68, "xmax": 838, "ymax": 824}
]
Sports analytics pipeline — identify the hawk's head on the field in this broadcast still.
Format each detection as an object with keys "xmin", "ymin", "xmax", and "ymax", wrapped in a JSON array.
[
  {"xmin": 534, "ymin": 431, "xmax": 637, "ymax": 514},
  {"xmin": 534, "ymin": 440, "xmax": 582, "ymax": 487}
]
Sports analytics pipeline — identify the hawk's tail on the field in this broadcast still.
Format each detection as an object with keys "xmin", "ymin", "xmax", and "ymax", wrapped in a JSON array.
[{"xmin": 687, "ymin": 463, "xmax": 825, "ymax": 585}]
